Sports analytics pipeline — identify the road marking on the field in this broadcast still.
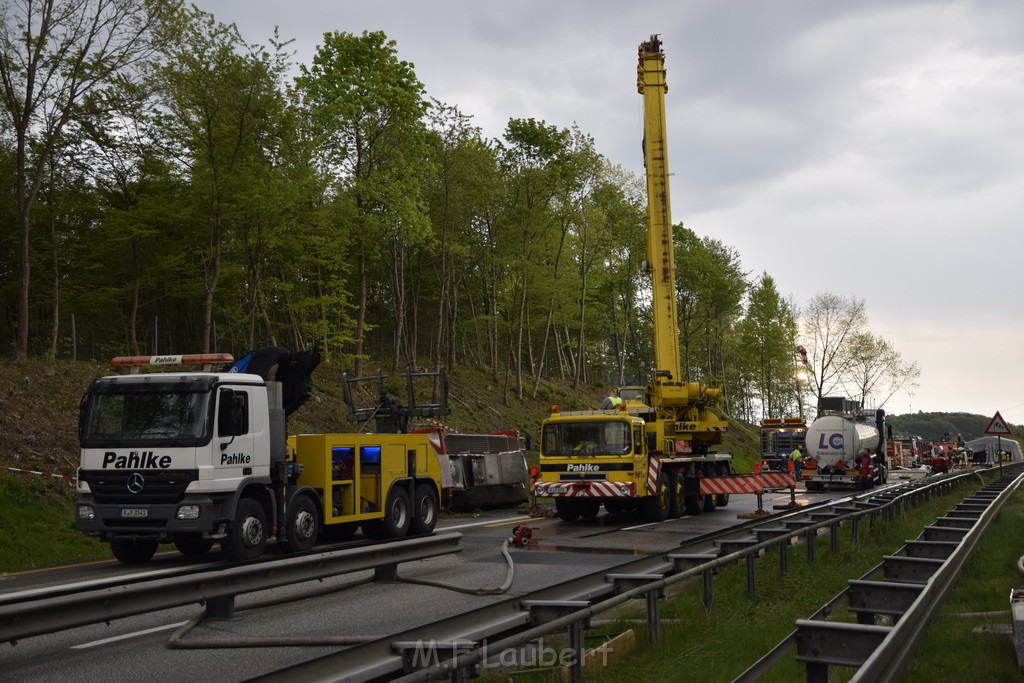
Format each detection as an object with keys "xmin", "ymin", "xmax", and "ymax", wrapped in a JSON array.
[
  {"xmin": 484, "ymin": 518, "xmax": 535, "ymax": 528},
  {"xmin": 437, "ymin": 516, "xmax": 523, "ymax": 531},
  {"xmin": 0, "ymin": 550, "xmax": 179, "ymax": 578},
  {"xmin": 71, "ymin": 621, "xmax": 188, "ymax": 649},
  {"xmin": 620, "ymin": 521, "xmax": 662, "ymax": 531}
]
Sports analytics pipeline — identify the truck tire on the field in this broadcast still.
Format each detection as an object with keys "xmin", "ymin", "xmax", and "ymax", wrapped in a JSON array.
[
  {"xmin": 579, "ymin": 500, "xmax": 601, "ymax": 519},
  {"xmin": 667, "ymin": 470, "xmax": 684, "ymax": 519},
  {"xmin": 715, "ymin": 462, "xmax": 730, "ymax": 508},
  {"xmin": 644, "ymin": 471, "xmax": 670, "ymax": 522},
  {"xmin": 367, "ymin": 486, "xmax": 412, "ymax": 539},
  {"xmin": 701, "ymin": 465, "xmax": 717, "ymax": 512},
  {"xmin": 111, "ymin": 538, "xmax": 159, "ymax": 564},
  {"xmin": 281, "ymin": 494, "xmax": 319, "ymax": 553},
  {"xmin": 683, "ymin": 474, "xmax": 704, "ymax": 515},
  {"xmin": 555, "ymin": 498, "xmax": 581, "ymax": 521},
  {"xmin": 173, "ymin": 535, "xmax": 214, "ymax": 557},
  {"xmin": 410, "ymin": 484, "xmax": 439, "ymax": 535},
  {"xmin": 222, "ymin": 498, "xmax": 268, "ymax": 562}
]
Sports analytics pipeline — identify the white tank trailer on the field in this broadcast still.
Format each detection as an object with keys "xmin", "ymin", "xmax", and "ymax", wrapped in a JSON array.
[{"xmin": 803, "ymin": 397, "xmax": 888, "ymax": 489}]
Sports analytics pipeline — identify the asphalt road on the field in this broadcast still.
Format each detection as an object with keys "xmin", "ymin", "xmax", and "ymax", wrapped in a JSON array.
[{"xmin": 0, "ymin": 487, "xmax": 847, "ymax": 681}]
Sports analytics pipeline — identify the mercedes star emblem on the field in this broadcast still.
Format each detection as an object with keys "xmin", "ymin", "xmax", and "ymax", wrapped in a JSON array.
[{"xmin": 126, "ymin": 472, "xmax": 145, "ymax": 494}]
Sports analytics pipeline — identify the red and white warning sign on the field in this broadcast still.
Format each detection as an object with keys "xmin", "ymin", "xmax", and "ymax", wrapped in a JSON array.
[{"xmin": 984, "ymin": 411, "xmax": 1013, "ymax": 436}]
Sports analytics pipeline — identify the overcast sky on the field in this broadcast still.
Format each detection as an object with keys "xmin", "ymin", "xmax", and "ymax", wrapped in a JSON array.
[{"xmin": 194, "ymin": 0, "xmax": 1024, "ymax": 426}]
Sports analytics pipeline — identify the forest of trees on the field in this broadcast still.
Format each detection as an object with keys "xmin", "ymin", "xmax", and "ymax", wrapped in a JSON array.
[{"xmin": 0, "ymin": 0, "xmax": 919, "ymax": 422}]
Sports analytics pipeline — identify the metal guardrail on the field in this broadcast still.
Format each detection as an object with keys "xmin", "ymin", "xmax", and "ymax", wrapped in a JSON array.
[
  {"xmin": 734, "ymin": 465, "xmax": 1023, "ymax": 682},
  {"xmin": 252, "ymin": 472, "xmax": 977, "ymax": 682},
  {"xmin": 0, "ymin": 532, "xmax": 462, "ymax": 644},
  {"xmin": 851, "ymin": 470, "xmax": 1023, "ymax": 681}
]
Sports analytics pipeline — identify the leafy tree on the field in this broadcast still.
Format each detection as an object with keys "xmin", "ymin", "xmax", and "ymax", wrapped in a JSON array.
[
  {"xmin": 844, "ymin": 331, "xmax": 921, "ymax": 409},
  {"xmin": 421, "ymin": 100, "xmax": 499, "ymax": 370},
  {"xmin": 737, "ymin": 273, "xmax": 798, "ymax": 419},
  {"xmin": 0, "ymin": 0, "xmax": 176, "ymax": 360},
  {"xmin": 149, "ymin": 7, "xmax": 293, "ymax": 353},
  {"xmin": 295, "ymin": 30, "xmax": 431, "ymax": 374},
  {"xmin": 675, "ymin": 226, "xmax": 748, "ymax": 388}
]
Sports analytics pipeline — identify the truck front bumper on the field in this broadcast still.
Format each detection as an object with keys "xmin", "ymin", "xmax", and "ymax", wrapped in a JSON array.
[
  {"xmin": 75, "ymin": 493, "xmax": 228, "ymax": 543},
  {"xmin": 532, "ymin": 480, "xmax": 636, "ymax": 498}
]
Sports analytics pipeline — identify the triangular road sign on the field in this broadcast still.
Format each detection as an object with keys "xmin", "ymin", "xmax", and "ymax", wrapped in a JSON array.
[{"xmin": 984, "ymin": 411, "xmax": 1013, "ymax": 436}]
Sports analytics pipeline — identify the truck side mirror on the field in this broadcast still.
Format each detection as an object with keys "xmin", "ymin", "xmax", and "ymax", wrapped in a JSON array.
[{"xmin": 218, "ymin": 390, "xmax": 248, "ymax": 438}]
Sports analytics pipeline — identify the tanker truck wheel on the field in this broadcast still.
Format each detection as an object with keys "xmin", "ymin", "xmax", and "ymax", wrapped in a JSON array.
[
  {"xmin": 222, "ymin": 498, "xmax": 268, "ymax": 562},
  {"xmin": 111, "ymin": 538, "xmax": 159, "ymax": 564}
]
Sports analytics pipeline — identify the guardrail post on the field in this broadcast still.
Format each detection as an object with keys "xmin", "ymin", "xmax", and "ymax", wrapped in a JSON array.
[
  {"xmin": 205, "ymin": 594, "xmax": 235, "ymax": 620},
  {"xmin": 746, "ymin": 553, "xmax": 756, "ymax": 597},
  {"xmin": 375, "ymin": 563, "xmax": 399, "ymax": 582},
  {"xmin": 780, "ymin": 539, "xmax": 789, "ymax": 575},
  {"xmin": 646, "ymin": 590, "xmax": 661, "ymax": 643},
  {"xmin": 806, "ymin": 528, "xmax": 816, "ymax": 563},
  {"xmin": 830, "ymin": 522, "xmax": 839, "ymax": 553},
  {"xmin": 851, "ymin": 516, "xmax": 859, "ymax": 544},
  {"xmin": 568, "ymin": 620, "xmax": 584, "ymax": 683}
]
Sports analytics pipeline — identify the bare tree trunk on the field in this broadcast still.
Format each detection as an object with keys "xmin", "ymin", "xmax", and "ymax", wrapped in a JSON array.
[{"xmin": 354, "ymin": 249, "xmax": 367, "ymax": 376}]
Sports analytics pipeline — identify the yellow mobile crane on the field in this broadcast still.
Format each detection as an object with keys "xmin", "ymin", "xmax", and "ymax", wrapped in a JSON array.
[{"xmin": 533, "ymin": 35, "xmax": 733, "ymax": 522}]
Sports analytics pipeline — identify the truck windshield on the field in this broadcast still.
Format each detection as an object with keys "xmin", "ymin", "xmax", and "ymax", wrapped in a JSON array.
[
  {"xmin": 80, "ymin": 388, "xmax": 213, "ymax": 447},
  {"xmin": 542, "ymin": 421, "xmax": 631, "ymax": 456}
]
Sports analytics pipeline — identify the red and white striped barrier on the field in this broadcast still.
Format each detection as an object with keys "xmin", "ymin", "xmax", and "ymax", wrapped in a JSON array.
[
  {"xmin": 700, "ymin": 472, "xmax": 795, "ymax": 495},
  {"xmin": 647, "ymin": 455, "xmax": 661, "ymax": 495},
  {"xmin": 5, "ymin": 466, "xmax": 76, "ymax": 482}
]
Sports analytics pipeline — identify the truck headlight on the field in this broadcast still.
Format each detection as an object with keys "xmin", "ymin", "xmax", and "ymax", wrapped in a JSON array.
[
  {"xmin": 77, "ymin": 506, "xmax": 95, "ymax": 520},
  {"xmin": 176, "ymin": 505, "xmax": 200, "ymax": 520}
]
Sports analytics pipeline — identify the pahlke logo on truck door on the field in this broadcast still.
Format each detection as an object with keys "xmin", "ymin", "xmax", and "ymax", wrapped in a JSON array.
[{"xmin": 102, "ymin": 451, "xmax": 172, "ymax": 469}]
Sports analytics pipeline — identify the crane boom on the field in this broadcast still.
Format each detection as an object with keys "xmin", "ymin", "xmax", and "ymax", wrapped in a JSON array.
[{"xmin": 637, "ymin": 34, "xmax": 681, "ymax": 382}]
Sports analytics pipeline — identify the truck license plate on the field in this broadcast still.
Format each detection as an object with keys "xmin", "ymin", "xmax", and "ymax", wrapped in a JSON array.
[{"xmin": 120, "ymin": 508, "xmax": 149, "ymax": 518}]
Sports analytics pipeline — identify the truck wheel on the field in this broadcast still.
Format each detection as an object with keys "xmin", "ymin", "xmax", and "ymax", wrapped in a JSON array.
[
  {"xmin": 667, "ymin": 471, "xmax": 684, "ymax": 519},
  {"xmin": 376, "ymin": 486, "xmax": 412, "ymax": 539},
  {"xmin": 644, "ymin": 472, "xmax": 670, "ymax": 522},
  {"xmin": 579, "ymin": 500, "xmax": 601, "ymax": 519},
  {"xmin": 701, "ymin": 465, "xmax": 718, "ymax": 512},
  {"xmin": 715, "ymin": 462, "xmax": 730, "ymax": 508},
  {"xmin": 555, "ymin": 498, "xmax": 581, "ymax": 521},
  {"xmin": 173, "ymin": 535, "xmax": 214, "ymax": 557},
  {"xmin": 683, "ymin": 474, "xmax": 704, "ymax": 515},
  {"xmin": 410, "ymin": 484, "xmax": 439, "ymax": 535},
  {"xmin": 222, "ymin": 498, "xmax": 267, "ymax": 562},
  {"xmin": 111, "ymin": 538, "xmax": 159, "ymax": 564},
  {"xmin": 281, "ymin": 495, "xmax": 319, "ymax": 553}
]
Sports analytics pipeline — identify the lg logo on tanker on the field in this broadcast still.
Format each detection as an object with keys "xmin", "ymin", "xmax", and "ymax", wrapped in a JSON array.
[{"xmin": 817, "ymin": 433, "xmax": 844, "ymax": 449}]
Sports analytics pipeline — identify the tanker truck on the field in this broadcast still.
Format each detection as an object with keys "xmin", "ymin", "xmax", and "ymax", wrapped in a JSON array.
[{"xmin": 803, "ymin": 397, "xmax": 889, "ymax": 491}]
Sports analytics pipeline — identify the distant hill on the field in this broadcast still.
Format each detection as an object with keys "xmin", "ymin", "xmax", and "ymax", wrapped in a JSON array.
[{"xmin": 887, "ymin": 411, "xmax": 1023, "ymax": 443}]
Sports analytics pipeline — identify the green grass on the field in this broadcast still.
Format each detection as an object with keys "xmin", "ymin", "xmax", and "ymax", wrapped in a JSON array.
[
  {"xmin": 902, "ymin": 483, "xmax": 1024, "ymax": 681},
  {"xmin": 0, "ymin": 472, "xmax": 109, "ymax": 574}
]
